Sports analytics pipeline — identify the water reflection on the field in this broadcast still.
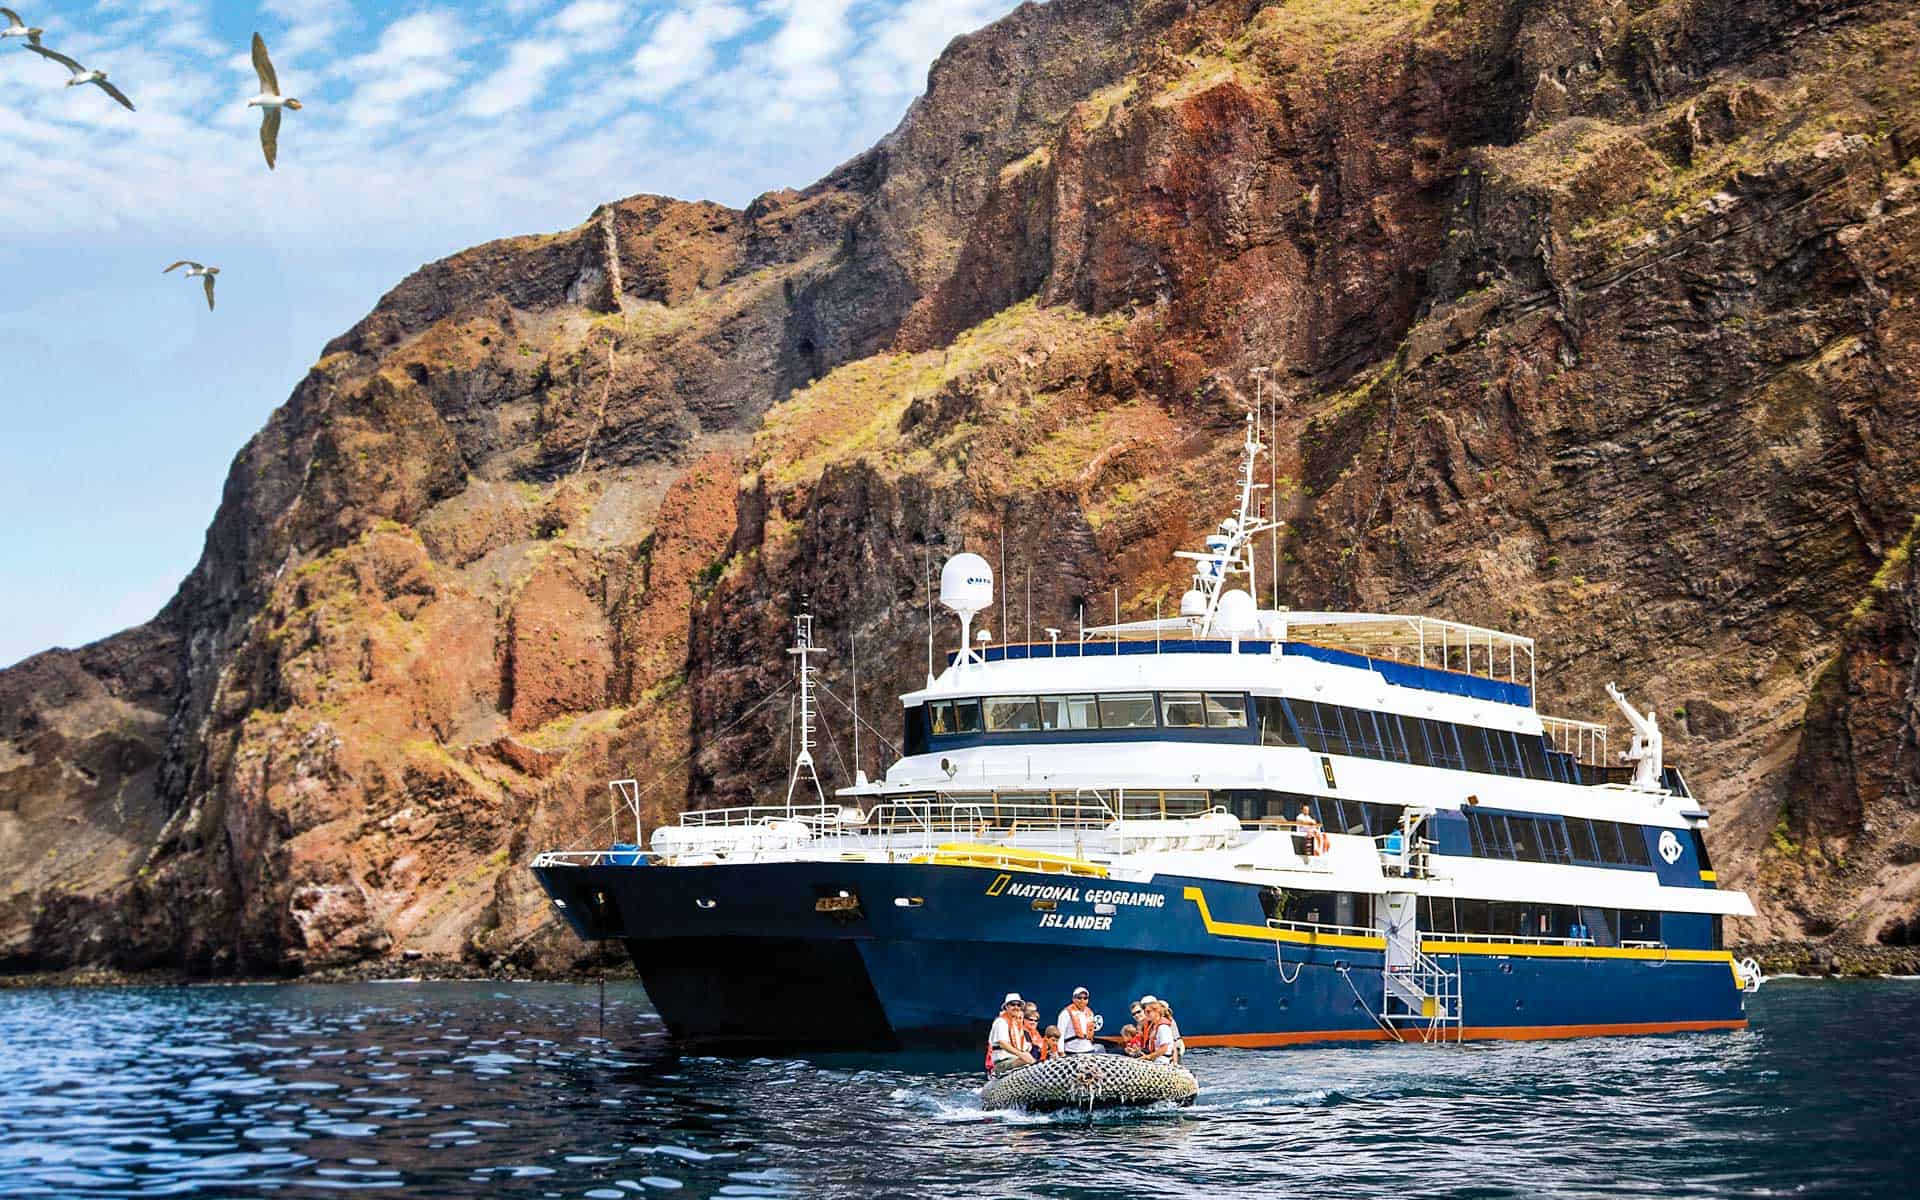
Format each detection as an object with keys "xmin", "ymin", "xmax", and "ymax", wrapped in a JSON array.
[{"xmin": 0, "ymin": 980, "xmax": 1910, "ymax": 1197}]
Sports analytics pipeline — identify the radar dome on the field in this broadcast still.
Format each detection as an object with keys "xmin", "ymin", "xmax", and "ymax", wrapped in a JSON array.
[
  {"xmin": 940, "ymin": 553, "xmax": 994, "ymax": 617},
  {"xmin": 1215, "ymin": 588, "xmax": 1258, "ymax": 634},
  {"xmin": 1179, "ymin": 589, "xmax": 1208, "ymax": 618}
]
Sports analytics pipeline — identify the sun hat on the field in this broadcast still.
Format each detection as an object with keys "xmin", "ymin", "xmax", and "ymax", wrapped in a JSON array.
[
  {"xmin": 1139, "ymin": 994, "xmax": 1159, "ymax": 1005},
  {"xmin": 1003, "ymin": 992, "xmax": 1023, "ymax": 1006},
  {"xmin": 1072, "ymin": 987, "xmax": 1090, "ymax": 998}
]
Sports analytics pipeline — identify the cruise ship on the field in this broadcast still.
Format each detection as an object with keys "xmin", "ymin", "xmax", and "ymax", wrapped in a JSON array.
[{"xmin": 532, "ymin": 415, "xmax": 1761, "ymax": 1049}]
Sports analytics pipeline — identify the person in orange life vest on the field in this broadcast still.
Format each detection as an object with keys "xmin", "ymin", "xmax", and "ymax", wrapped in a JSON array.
[
  {"xmin": 1144, "ymin": 998, "xmax": 1183, "ymax": 1065},
  {"xmin": 1022, "ymin": 1000, "xmax": 1045, "ymax": 1057},
  {"xmin": 1041, "ymin": 1025, "xmax": 1062, "ymax": 1060},
  {"xmin": 1056, "ymin": 986, "xmax": 1104, "ymax": 1053},
  {"xmin": 1119, "ymin": 1023, "xmax": 1140, "ymax": 1054},
  {"xmin": 986, "ymin": 993, "xmax": 1035, "ymax": 1073},
  {"xmin": 1123, "ymin": 998, "xmax": 1150, "ymax": 1056},
  {"xmin": 1134, "ymin": 994, "xmax": 1163, "ymax": 1058}
]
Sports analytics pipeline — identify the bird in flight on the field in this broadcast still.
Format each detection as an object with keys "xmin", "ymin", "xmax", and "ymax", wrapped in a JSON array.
[
  {"xmin": 25, "ymin": 43, "xmax": 135, "ymax": 111},
  {"xmin": 164, "ymin": 261, "xmax": 220, "ymax": 311},
  {"xmin": 246, "ymin": 32, "xmax": 302, "ymax": 170},
  {"xmin": 0, "ymin": 7, "xmax": 42, "ymax": 44}
]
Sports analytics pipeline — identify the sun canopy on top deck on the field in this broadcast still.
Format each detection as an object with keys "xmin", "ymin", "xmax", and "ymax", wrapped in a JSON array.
[{"xmin": 1081, "ymin": 609, "xmax": 1537, "ymax": 693}]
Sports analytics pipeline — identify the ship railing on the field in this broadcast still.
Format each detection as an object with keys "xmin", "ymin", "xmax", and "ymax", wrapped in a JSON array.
[
  {"xmin": 840, "ymin": 795, "xmax": 1120, "ymax": 858},
  {"xmin": 1424, "ymin": 930, "xmax": 1604, "ymax": 947},
  {"xmin": 531, "ymin": 849, "xmax": 650, "ymax": 868},
  {"xmin": 1541, "ymin": 715, "xmax": 1609, "ymax": 766},
  {"xmin": 674, "ymin": 803, "xmax": 849, "ymax": 832},
  {"xmin": 1265, "ymin": 917, "xmax": 1377, "ymax": 940}
]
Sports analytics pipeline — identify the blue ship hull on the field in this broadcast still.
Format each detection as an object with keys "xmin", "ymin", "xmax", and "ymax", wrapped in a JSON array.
[{"xmin": 532, "ymin": 860, "xmax": 1747, "ymax": 1049}]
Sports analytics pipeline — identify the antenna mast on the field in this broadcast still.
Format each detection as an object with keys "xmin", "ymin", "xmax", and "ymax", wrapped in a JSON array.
[
  {"xmin": 1174, "ymin": 410, "xmax": 1282, "ymax": 635},
  {"xmin": 785, "ymin": 611, "xmax": 827, "ymax": 812}
]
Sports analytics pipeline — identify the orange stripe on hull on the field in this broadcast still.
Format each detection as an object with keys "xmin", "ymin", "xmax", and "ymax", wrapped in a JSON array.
[{"xmin": 1183, "ymin": 1018, "xmax": 1748, "ymax": 1049}]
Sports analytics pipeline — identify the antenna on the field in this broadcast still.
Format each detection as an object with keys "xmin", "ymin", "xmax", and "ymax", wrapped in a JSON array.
[
  {"xmin": 850, "ymin": 625, "xmax": 861, "ymax": 783},
  {"xmin": 925, "ymin": 547, "xmax": 934, "ymax": 686},
  {"xmin": 785, "ymin": 610, "xmax": 827, "ymax": 812},
  {"xmin": 1254, "ymin": 366, "xmax": 1279, "ymax": 609}
]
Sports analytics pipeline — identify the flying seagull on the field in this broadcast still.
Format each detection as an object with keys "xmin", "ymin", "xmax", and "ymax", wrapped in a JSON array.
[
  {"xmin": 246, "ymin": 32, "xmax": 301, "ymax": 169},
  {"xmin": 164, "ymin": 261, "xmax": 219, "ymax": 311},
  {"xmin": 25, "ymin": 44, "xmax": 134, "ymax": 110},
  {"xmin": 1, "ymin": 8, "xmax": 42, "ymax": 44}
]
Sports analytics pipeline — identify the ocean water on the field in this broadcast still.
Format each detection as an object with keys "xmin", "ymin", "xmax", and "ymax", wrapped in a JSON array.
[{"xmin": 0, "ymin": 979, "xmax": 1912, "ymax": 1199}]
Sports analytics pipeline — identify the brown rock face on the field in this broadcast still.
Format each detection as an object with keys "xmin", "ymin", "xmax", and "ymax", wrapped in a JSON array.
[{"xmin": 4, "ymin": 0, "xmax": 1919, "ymax": 975}]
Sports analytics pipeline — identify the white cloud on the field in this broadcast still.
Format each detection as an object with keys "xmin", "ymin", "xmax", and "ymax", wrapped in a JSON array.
[
  {"xmin": 462, "ymin": 41, "xmax": 571, "ymax": 117},
  {"xmin": 555, "ymin": 0, "xmax": 626, "ymax": 37},
  {"xmin": 629, "ymin": 1, "xmax": 751, "ymax": 101},
  {"xmin": 343, "ymin": 10, "xmax": 472, "ymax": 130}
]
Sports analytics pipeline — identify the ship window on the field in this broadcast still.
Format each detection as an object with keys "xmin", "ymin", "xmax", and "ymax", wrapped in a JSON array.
[
  {"xmin": 1567, "ymin": 817, "xmax": 1599, "ymax": 862},
  {"xmin": 1161, "ymin": 693, "xmax": 1207, "ymax": 728},
  {"xmin": 1508, "ymin": 816, "xmax": 1542, "ymax": 863},
  {"xmin": 1458, "ymin": 728, "xmax": 1493, "ymax": 774},
  {"xmin": 1619, "ymin": 909, "xmax": 1661, "ymax": 943},
  {"xmin": 1294, "ymin": 702, "xmax": 1349, "ymax": 756},
  {"xmin": 1486, "ymin": 730, "xmax": 1528, "ymax": 778},
  {"xmin": 1255, "ymin": 697, "xmax": 1299, "ymax": 746},
  {"xmin": 1039, "ymin": 694, "xmax": 1100, "ymax": 730},
  {"xmin": 928, "ymin": 701, "xmax": 954, "ymax": 736},
  {"xmin": 1592, "ymin": 819, "xmax": 1627, "ymax": 864},
  {"xmin": 1205, "ymin": 693, "xmax": 1249, "ymax": 729},
  {"xmin": 1542, "ymin": 819, "xmax": 1573, "ymax": 864},
  {"xmin": 904, "ymin": 705, "xmax": 929, "ymax": 756},
  {"xmin": 951, "ymin": 699, "xmax": 983, "ymax": 734},
  {"xmin": 1098, "ymin": 693, "xmax": 1157, "ymax": 729},
  {"xmin": 1618, "ymin": 823, "xmax": 1652, "ymax": 866},
  {"xmin": 1418, "ymin": 720, "xmax": 1466, "ymax": 771},
  {"xmin": 983, "ymin": 696, "xmax": 1041, "ymax": 732}
]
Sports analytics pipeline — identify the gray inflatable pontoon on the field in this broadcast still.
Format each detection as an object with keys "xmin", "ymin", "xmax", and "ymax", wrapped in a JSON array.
[{"xmin": 980, "ymin": 1054, "xmax": 1198, "ymax": 1113}]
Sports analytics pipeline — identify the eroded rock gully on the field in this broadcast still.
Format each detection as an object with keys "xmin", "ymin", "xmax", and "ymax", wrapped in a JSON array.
[{"xmin": 4, "ymin": 0, "xmax": 1918, "ymax": 979}]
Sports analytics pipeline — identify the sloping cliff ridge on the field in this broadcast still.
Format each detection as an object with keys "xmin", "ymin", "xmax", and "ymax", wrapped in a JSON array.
[{"xmin": 3, "ymin": 0, "xmax": 1918, "ymax": 977}]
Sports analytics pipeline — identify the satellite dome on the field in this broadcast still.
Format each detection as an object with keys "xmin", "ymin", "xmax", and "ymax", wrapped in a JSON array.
[
  {"xmin": 1179, "ymin": 588, "xmax": 1208, "ymax": 618},
  {"xmin": 940, "ymin": 552, "xmax": 994, "ymax": 617},
  {"xmin": 1215, "ymin": 588, "xmax": 1258, "ymax": 634}
]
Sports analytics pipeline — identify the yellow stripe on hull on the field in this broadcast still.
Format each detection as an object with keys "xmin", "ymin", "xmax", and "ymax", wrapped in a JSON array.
[{"xmin": 1181, "ymin": 886, "xmax": 1742, "ymax": 983}]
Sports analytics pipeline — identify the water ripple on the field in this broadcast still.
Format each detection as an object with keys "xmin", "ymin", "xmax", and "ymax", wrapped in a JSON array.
[{"xmin": 0, "ymin": 980, "xmax": 1910, "ymax": 1197}]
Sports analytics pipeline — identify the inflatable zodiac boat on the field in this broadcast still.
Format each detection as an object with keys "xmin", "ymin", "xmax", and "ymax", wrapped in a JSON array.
[{"xmin": 980, "ymin": 1054, "xmax": 1199, "ymax": 1113}]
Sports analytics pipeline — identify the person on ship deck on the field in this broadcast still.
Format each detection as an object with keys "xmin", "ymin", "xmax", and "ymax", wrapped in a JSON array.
[{"xmin": 1057, "ymin": 987, "xmax": 1103, "ymax": 1053}]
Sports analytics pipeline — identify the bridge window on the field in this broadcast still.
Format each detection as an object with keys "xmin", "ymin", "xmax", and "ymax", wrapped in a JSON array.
[
  {"xmin": 1098, "ymin": 693, "xmax": 1158, "ymax": 729},
  {"xmin": 1161, "ymin": 692, "xmax": 1207, "ymax": 728},
  {"xmin": 952, "ymin": 699, "xmax": 983, "ymax": 734},
  {"xmin": 1254, "ymin": 697, "xmax": 1300, "ymax": 746},
  {"xmin": 983, "ymin": 696, "xmax": 1041, "ymax": 732},
  {"xmin": 1040, "ymin": 695, "xmax": 1100, "ymax": 731},
  {"xmin": 1205, "ymin": 693, "xmax": 1249, "ymax": 729}
]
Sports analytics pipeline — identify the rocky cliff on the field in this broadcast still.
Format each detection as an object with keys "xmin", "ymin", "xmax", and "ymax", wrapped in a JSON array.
[{"xmin": 3, "ymin": 0, "xmax": 1918, "ymax": 977}]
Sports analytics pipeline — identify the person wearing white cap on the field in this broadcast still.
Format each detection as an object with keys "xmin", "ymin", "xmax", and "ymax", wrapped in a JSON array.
[
  {"xmin": 1057, "ymin": 986, "xmax": 1104, "ymax": 1054},
  {"xmin": 986, "ymin": 993, "xmax": 1035, "ymax": 1073}
]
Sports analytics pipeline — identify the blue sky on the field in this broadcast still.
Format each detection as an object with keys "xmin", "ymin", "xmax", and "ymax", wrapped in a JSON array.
[{"xmin": 0, "ymin": 0, "xmax": 1019, "ymax": 668}]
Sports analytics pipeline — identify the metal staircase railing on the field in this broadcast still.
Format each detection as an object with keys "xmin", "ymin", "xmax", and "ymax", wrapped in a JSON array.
[{"xmin": 1381, "ymin": 947, "xmax": 1463, "ymax": 1041}]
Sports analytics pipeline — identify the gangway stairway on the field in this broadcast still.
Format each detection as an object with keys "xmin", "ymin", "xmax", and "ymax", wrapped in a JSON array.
[{"xmin": 1379, "ymin": 892, "xmax": 1463, "ymax": 1041}]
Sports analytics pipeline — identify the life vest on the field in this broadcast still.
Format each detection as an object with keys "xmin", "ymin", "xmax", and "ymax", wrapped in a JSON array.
[
  {"xmin": 985, "ymin": 1017, "xmax": 1031, "ymax": 1072},
  {"xmin": 1066, "ymin": 1007, "xmax": 1095, "ymax": 1041},
  {"xmin": 1025, "ymin": 1018, "xmax": 1046, "ymax": 1060},
  {"xmin": 1135, "ymin": 1014, "xmax": 1160, "ymax": 1055}
]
